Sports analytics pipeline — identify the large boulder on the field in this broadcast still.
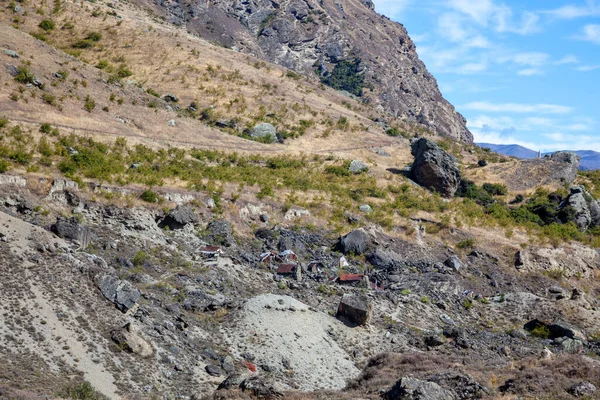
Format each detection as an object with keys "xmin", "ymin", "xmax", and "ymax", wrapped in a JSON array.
[
  {"xmin": 410, "ymin": 138, "xmax": 461, "ymax": 198},
  {"xmin": 159, "ymin": 205, "xmax": 198, "ymax": 230},
  {"xmin": 250, "ymin": 123, "xmax": 277, "ymax": 142},
  {"xmin": 110, "ymin": 323, "xmax": 153, "ymax": 357},
  {"xmin": 336, "ymin": 294, "xmax": 373, "ymax": 326},
  {"xmin": 385, "ymin": 377, "xmax": 456, "ymax": 400},
  {"xmin": 95, "ymin": 274, "xmax": 140, "ymax": 312},
  {"xmin": 205, "ymin": 220, "xmax": 235, "ymax": 247},
  {"xmin": 50, "ymin": 217, "xmax": 92, "ymax": 248},
  {"xmin": 559, "ymin": 186, "xmax": 600, "ymax": 231},
  {"xmin": 339, "ymin": 228, "xmax": 369, "ymax": 255},
  {"xmin": 349, "ymin": 160, "xmax": 368, "ymax": 174}
]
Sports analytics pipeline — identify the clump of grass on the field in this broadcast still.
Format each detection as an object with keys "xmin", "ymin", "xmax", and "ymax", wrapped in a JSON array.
[{"xmin": 38, "ymin": 18, "xmax": 56, "ymax": 31}]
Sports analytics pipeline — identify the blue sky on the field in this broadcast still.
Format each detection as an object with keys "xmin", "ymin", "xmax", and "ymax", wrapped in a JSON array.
[{"xmin": 371, "ymin": 0, "xmax": 600, "ymax": 151}]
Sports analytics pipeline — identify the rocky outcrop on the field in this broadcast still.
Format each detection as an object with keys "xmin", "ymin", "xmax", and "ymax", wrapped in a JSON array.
[
  {"xmin": 95, "ymin": 274, "xmax": 140, "ymax": 312},
  {"xmin": 50, "ymin": 217, "xmax": 93, "ymax": 248},
  {"xmin": 336, "ymin": 294, "xmax": 373, "ymax": 326},
  {"xmin": 149, "ymin": 0, "xmax": 472, "ymax": 142},
  {"xmin": 158, "ymin": 205, "xmax": 198, "ymax": 230},
  {"xmin": 410, "ymin": 138, "xmax": 461, "ymax": 197},
  {"xmin": 204, "ymin": 220, "xmax": 235, "ymax": 247},
  {"xmin": 559, "ymin": 186, "xmax": 600, "ymax": 231}
]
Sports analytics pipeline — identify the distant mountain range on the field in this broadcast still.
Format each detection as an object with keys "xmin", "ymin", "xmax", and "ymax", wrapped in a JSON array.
[{"xmin": 477, "ymin": 143, "xmax": 600, "ymax": 170}]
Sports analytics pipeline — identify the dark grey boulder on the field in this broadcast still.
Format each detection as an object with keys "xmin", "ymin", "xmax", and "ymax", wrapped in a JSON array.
[
  {"xmin": 336, "ymin": 294, "xmax": 372, "ymax": 326},
  {"xmin": 205, "ymin": 364, "xmax": 223, "ymax": 377},
  {"xmin": 159, "ymin": 205, "xmax": 198, "ymax": 230},
  {"xmin": 205, "ymin": 220, "xmax": 235, "ymax": 247},
  {"xmin": 163, "ymin": 94, "xmax": 179, "ymax": 102},
  {"xmin": 95, "ymin": 274, "xmax": 140, "ymax": 312},
  {"xmin": 410, "ymin": 138, "xmax": 461, "ymax": 198},
  {"xmin": 427, "ymin": 372, "xmax": 488, "ymax": 400},
  {"xmin": 50, "ymin": 217, "xmax": 92, "ymax": 248},
  {"xmin": 339, "ymin": 228, "xmax": 369, "ymax": 255},
  {"xmin": 385, "ymin": 377, "xmax": 456, "ymax": 400},
  {"xmin": 239, "ymin": 376, "xmax": 284, "ymax": 398},
  {"xmin": 367, "ymin": 248, "xmax": 399, "ymax": 270},
  {"xmin": 444, "ymin": 255, "xmax": 463, "ymax": 272}
]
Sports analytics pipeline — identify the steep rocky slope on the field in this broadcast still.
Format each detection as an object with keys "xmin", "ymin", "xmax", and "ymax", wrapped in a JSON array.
[{"xmin": 138, "ymin": 0, "xmax": 472, "ymax": 142}]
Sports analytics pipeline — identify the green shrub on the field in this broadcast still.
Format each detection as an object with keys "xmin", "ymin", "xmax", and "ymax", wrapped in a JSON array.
[
  {"xmin": 456, "ymin": 238, "xmax": 475, "ymax": 249},
  {"xmin": 86, "ymin": 32, "xmax": 102, "ymax": 42},
  {"xmin": 39, "ymin": 18, "xmax": 56, "ymax": 31},
  {"xmin": 140, "ymin": 189, "xmax": 159, "ymax": 203},
  {"xmin": 60, "ymin": 381, "xmax": 105, "ymax": 400},
  {"xmin": 285, "ymin": 70, "xmax": 301, "ymax": 80},
  {"xmin": 530, "ymin": 323, "xmax": 551, "ymax": 339},
  {"xmin": 320, "ymin": 58, "xmax": 365, "ymax": 97},
  {"xmin": 84, "ymin": 95, "xmax": 95, "ymax": 112},
  {"xmin": 482, "ymin": 182, "xmax": 508, "ymax": 196},
  {"xmin": 13, "ymin": 66, "xmax": 36, "ymax": 84},
  {"xmin": 132, "ymin": 251, "xmax": 148, "ymax": 267},
  {"xmin": 0, "ymin": 159, "xmax": 9, "ymax": 173},
  {"xmin": 0, "ymin": 117, "xmax": 8, "ymax": 129}
]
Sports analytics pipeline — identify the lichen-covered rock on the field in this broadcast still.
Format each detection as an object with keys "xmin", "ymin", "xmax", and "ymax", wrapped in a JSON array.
[
  {"xmin": 205, "ymin": 219, "xmax": 235, "ymax": 246},
  {"xmin": 410, "ymin": 138, "xmax": 461, "ymax": 198},
  {"xmin": 250, "ymin": 123, "xmax": 277, "ymax": 141},
  {"xmin": 50, "ymin": 217, "xmax": 92, "ymax": 248},
  {"xmin": 349, "ymin": 160, "xmax": 368, "ymax": 174}
]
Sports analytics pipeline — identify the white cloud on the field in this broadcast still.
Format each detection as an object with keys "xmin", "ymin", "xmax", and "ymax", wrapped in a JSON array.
[
  {"xmin": 455, "ymin": 61, "xmax": 488, "ymax": 74},
  {"xmin": 462, "ymin": 102, "xmax": 573, "ymax": 114},
  {"xmin": 576, "ymin": 64, "xmax": 600, "ymax": 71},
  {"xmin": 544, "ymin": 2, "xmax": 600, "ymax": 19},
  {"xmin": 500, "ymin": 52, "xmax": 550, "ymax": 66},
  {"xmin": 448, "ymin": 0, "xmax": 539, "ymax": 35},
  {"xmin": 555, "ymin": 55, "xmax": 579, "ymax": 65},
  {"xmin": 371, "ymin": 0, "xmax": 411, "ymax": 17},
  {"xmin": 518, "ymin": 68, "xmax": 542, "ymax": 76},
  {"xmin": 578, "ymin": 24, "xmax": 600, "ymax": 44}
]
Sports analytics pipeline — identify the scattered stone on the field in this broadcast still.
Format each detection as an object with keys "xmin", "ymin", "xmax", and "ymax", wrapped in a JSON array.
[
  {"xmin": 205, "ymin": 364, "xmax": 223, "ymax": 377},
  {"xmin": 260, "ymin": 214, "xmax": 269, "ymax": 223},
  {"xmin": 336, "ymin": 294, "xmax": 373, "ymax": 326},
  {"xmin": 163, "ymin": 94, "xmax": 179, "ymax": 102},
  {"xmin": 359, "ymin": 204, "xmax": 373, "ymax": 214},
  {"xmin": 444, "ymin": 255, "xmax": 463, "ymax": 272},
  {"xmin": 439, "ymin": 314, "xmax": 455, "ymax": 325},
  {"xmin": 428, "ymin": 371, "xmax": 489, "ymax": 399},
  {"xmin": 240, "ymin": 376, "xmax": 284, "ymax": 398},
  {"xmin": 410, "ymin": 138, "xmax": 461, "ymax": 198},
  {"xmin": 2, "ymin": 49, "xmax": 19, "ymax": 58},
  {"xmin": 168, "ymin": 119, "xmax": 176, "ymax": 127},
  {"xmin": 424, "ymin": 335, "xmax": 445, "ymax": 347},
  {"xmin": 221, "ymin": 356, "xmax": 235, "ymax": 373},
  {"xmin": 477, "ymin": 159, "xmax": 488, "ymax": 167},
  {"xmin": 159, "ymin": 205, "xmax": 198, "ymax": 230},
  {"xmin": 6, "ymin": 65, "xmax": 19, "ymax": 77},
  {"xmin": 110, "ymin": 323, "xmax": 153, "ymax": 357},
  {"xmin": 250, "ymin": 123, "xmax": 277, "ymax": 142},
  {"xmin": 284, "ymin": 207, "xmax": 311, "ymax": 221},
  {"xmin": 349, "ymin": 160, "xmax": 368, "ymax": 174},
  {"xmin": 568, "ymin": 382, "xmax": 597, "ymax": 397}
]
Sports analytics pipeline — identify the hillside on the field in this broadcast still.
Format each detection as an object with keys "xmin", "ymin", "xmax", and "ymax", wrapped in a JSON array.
[
  {"xmin": 1, "ymin": 0, "xmax": 600, "ymax": 400},
  {"xmin": 478, "ymin": 143, "xmax": 600, "ymax": 170}
]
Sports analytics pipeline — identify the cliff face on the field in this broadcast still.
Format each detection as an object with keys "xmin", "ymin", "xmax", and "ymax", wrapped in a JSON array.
[{"xmin": 148, "ymin": 0, "xmax": 473, "ymax": 143}]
